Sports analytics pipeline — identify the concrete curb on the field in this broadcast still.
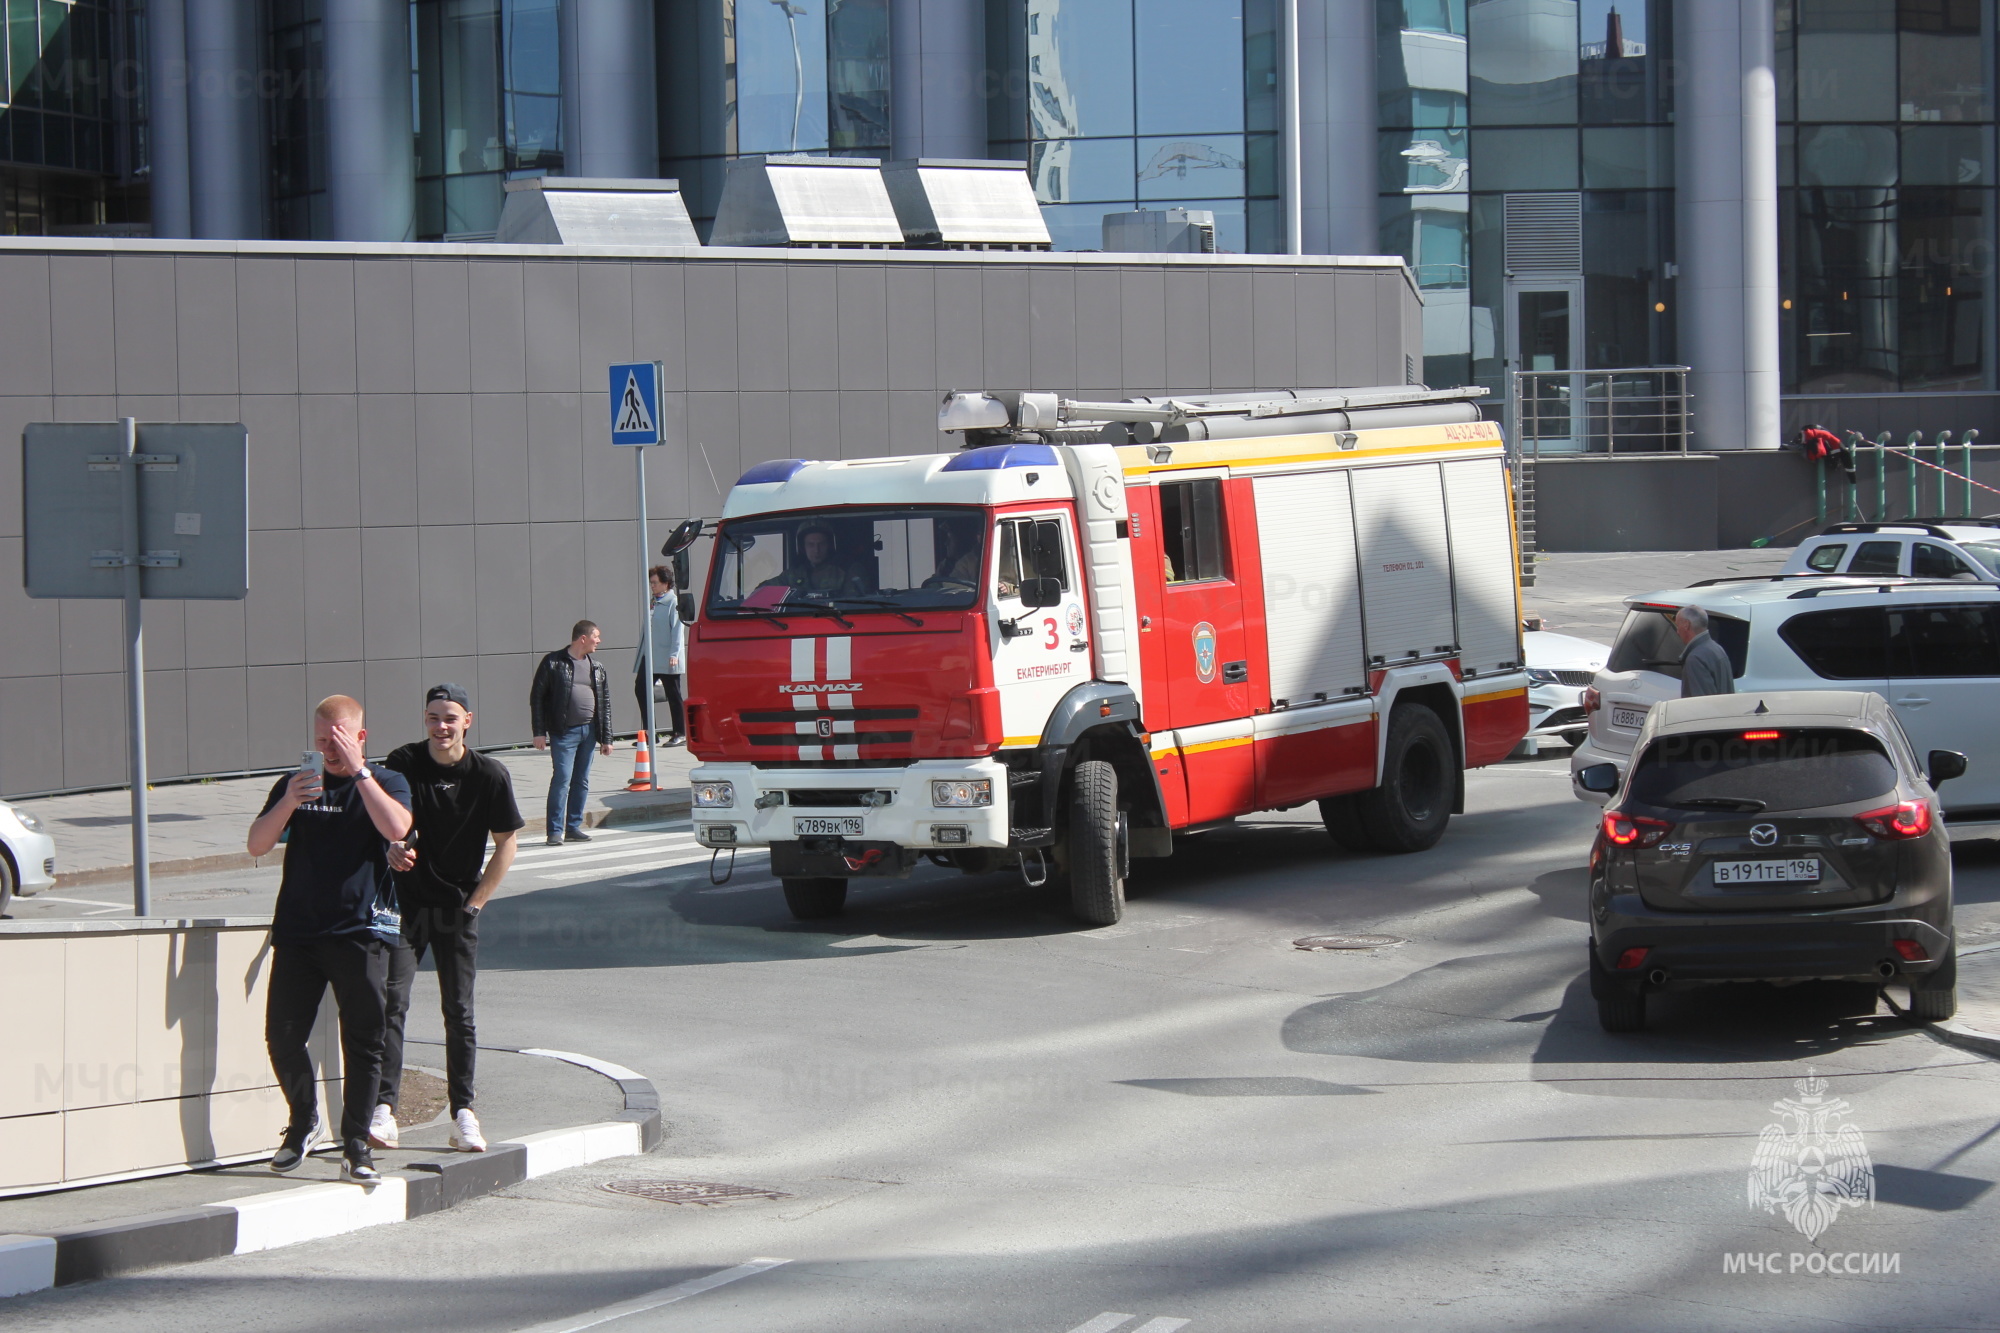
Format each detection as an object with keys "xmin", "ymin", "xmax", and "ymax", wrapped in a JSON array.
[
  {"xmin": 1, "ymin": 1058, "xmax": 661, "ymax": 1295},
  {"xmin": 1922, "ymin": 1018, "xmax": 2000, "ymax": 1060}
]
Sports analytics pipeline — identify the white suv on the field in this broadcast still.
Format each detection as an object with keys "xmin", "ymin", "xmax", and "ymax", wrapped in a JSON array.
[
  {"xmin": 1782, "ymin": 522, "xmax": 2000, "ymax": 581},
  {"xmin": 1570, "ymin": 575, "xmax": 2000, "ymax": 831}
]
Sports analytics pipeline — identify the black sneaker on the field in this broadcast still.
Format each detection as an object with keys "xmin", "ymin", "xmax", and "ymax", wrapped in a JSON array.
[
  {"xmin": 546, "ymin": 835, "xmax": 564, "ymax": 847},
  {"xmin": 341, "ymin": 1149, "xmax": 381, "ymax": 1187},
  {"xmin": 271, "ymin": 1118, "xmax": 320, "ymax": 1173},
  {"xmin": 565, "ymin": 830, "xmax": 592, "ymax": 843}
]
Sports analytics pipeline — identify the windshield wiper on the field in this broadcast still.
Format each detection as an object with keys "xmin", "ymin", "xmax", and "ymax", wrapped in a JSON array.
[
  {"xmin": 719, "ymin": 609, "xmax": 789, "ymax": 629},
  {"xmin": 1672, "ymin": 797, "xmax": 1768, "ymax": 812},
  {"xmin": 829, "ymin": 597, "xmax": 925, "ymax": 626},
  {"xmin": 782, "ymin": 603, "xmax": 856, "ymax": 629}
]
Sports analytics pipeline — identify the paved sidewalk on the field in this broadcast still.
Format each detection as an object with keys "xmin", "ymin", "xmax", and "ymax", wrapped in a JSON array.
[
  {"xmin": 1947, "ymin": 944, "xmax": 2000, "ymax": 1045},
  {"xmin": 15, "ymin": 742, "xmax": 698, "ymax": 887},
  {"xmin": 0, "ymin": 1044, "xmax": 627, "ymax": 1235}
]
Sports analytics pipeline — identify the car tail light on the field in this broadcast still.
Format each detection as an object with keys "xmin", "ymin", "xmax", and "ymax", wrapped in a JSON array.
[
  {"xmin": 1742, "ymin": 730, "xmax": 1780, "ymax": 741},
  {"xmin": 1601, "ymin": 810, "xmax": 1672, "ymax": 847},
  {"xmin": 1582, "ymin": 686, "xmax": 1601, "ymax": 714},
  {"xmin": 1616, "ymin": 947, "xmax": 1651, "ymax": 970},
  {"xmin": 1892, "ymin": 939, "xmax": 1929, "ymax": 962},
  {"xmin": 1856, "ymin": 800, "xmax": 1932, "ymax": 840}
]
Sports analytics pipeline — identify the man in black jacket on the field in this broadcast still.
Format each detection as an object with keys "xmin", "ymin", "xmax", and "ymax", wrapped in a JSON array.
[{"xmin": 530, "ymin": 620, "xmax": 613, "ymax": 846}]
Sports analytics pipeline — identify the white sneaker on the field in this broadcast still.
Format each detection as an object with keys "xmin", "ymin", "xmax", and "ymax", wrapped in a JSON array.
[
  {"xmin": 368, "ymin": 1102, "xmax": 399, "ymax": 1150},
  {"xmin": 450, "ymin": 1108, "xmax": 487, "ymax": 1153}
]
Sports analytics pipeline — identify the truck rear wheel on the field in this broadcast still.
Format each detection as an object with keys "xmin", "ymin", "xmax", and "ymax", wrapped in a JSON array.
[
  {"xmin": 781, "ymin": 877, "xmax": 847, "ymax": 920},
  {"xmin": 1067, "ymin": 760, "xmax": 1126, "ymax": 926},
  {"xmin": 1350, "ymin": 704, "xmax": 1453, "ymax": 854}
]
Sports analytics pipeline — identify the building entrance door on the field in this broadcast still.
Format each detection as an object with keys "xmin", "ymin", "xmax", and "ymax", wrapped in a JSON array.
[{"xmin": 1505, "ymin": 278, "xmax": 1584, "ymax": 453}]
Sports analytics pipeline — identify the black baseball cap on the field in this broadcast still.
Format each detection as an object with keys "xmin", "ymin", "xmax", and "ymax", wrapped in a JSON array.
[{"xmin": 425, "ymin": 683, "xmax": 472, "ymax": 710}]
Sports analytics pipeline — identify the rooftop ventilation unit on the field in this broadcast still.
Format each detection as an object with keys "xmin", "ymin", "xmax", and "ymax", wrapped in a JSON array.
[
  {"xmin": 879, "ymin": 159, "xmax": 1052, "ymax": 250},
  {"xmin": 708, "ymin": 155, "xmax": 906, "ymax": 248},
  {"xmin": 1100, "ymin": 208, "xmax": 1217, "ymax": 254},
  {"xmin": 495, "ymin": 177, "xmax": 700, "ymax": 247}
]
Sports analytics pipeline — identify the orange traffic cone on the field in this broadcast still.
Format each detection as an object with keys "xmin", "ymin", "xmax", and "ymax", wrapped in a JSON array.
[{"xmin": 626, "ymin": 735, "xmax": 654, "ymax": 791}]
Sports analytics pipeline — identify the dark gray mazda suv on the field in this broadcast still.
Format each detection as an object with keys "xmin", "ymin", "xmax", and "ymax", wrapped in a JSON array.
[{"xmin": 1580, "ymin": 690, "xmax": 1961, "ymax": 1033}]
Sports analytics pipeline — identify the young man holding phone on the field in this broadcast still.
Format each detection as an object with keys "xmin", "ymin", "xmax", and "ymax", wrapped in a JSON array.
[
  {"xmin": 370, "ymin": 683, "xmax": 523, "ymax": 1154},
  {"xmin": 247, "ymin": 695, "xmax": 413, "ymax": 1185}
]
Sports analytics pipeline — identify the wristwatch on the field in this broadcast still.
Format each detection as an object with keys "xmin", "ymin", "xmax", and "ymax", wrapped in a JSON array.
[{"xmin": 466, "ymin": 904, "xmax": 483, "ymax": 918}]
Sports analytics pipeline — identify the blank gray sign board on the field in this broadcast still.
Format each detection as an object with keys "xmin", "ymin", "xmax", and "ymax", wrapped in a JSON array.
[{"xmin": 22, "ymin": 422, "xmax": 249, "ymax": 600}]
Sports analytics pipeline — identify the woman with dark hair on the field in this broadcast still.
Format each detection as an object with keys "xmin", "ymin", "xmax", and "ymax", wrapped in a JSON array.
[{"xmin": 635, "ymin": 565, "xmax": 686, "ymax": 745}]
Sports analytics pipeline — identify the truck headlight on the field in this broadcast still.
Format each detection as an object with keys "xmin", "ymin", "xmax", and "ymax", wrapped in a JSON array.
[
  {"xmin": 931, "ymin": 779, "xmax": 992, "ymax": 808},
  {"xmin": 692, "ymin": 781, "xmax": 736, "ymax": 808}
]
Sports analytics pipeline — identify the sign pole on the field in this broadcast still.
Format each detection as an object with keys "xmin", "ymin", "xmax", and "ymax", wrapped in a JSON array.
[
  {"xmin": 638, "ymin": 445, "xmax": 657, "ymax": 789},
  {"xmin": 120, "ymin": 416, "xmax": 152, "ymax": 917}
]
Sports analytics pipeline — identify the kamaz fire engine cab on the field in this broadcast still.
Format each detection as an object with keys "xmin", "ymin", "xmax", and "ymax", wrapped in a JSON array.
[{"xmin": 684, "ymin": 384, "xmax": 1530, "ymax": 925}]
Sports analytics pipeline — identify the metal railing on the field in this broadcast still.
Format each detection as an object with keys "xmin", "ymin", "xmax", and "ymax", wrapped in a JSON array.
[
  {"xmin": 1819, "ymin": 430, "xmax": 1988, "ymax": 524},
  {"xmin": 1511, "ymin": 366, "xmax": 1692, "ymax": 456}
]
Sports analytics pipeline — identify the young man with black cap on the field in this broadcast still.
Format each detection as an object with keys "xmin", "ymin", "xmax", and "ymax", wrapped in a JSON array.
[
  {"xmin": 247, "ymin": 695, "xmax": 413, "ymax": 1185},
  {"xmin": 372, "ymin": 683, "xmax": 524, "ymax": 1154}
]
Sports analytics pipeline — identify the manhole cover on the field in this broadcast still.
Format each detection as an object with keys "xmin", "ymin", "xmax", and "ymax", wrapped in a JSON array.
[
  {"xmin": 599, "ymin": 1179, "xmax": 789, "ymax": 1206},
  {"xmin": 1293, "ymin": 934, "xmax": 1404, "ymax": 951}
]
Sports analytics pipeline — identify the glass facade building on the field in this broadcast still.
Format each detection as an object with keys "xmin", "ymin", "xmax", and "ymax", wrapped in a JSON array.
[
  {"xmin": 986, "ymin": 0, "xmax": 1281, "ymax": 253},
  {"xmin": 0, "ymin": 0, "xmax": 135, "ymax": 234},
  {"xmin": 6, "ymin": 0, "xmax": 1995, "ymax": 432}
]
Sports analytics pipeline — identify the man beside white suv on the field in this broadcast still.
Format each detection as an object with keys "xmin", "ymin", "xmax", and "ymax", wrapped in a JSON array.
[{"xmin": 1573, "ymin": 575, "xmax": 2000, "ymax": 832}]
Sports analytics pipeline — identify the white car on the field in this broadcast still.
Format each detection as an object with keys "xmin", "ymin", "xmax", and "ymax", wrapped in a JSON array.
[
  {"xmin": 1522, "ymin": 628, "xmax": 1609, "ymax": 752},
  {"xmin": 1570, "ymin": 575, "xmax": 2000, "ymax": 834},
  {"xmin": 1782, "ymin": 522, "xmax": 2000, "ymax": 581},
  {"xmin": 0, "ymin": 799, "xmax": 56, "ymax": 914}
]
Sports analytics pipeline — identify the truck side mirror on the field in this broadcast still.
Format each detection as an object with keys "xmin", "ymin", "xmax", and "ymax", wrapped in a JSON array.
[
  {"xmin": 1929, "ymin": 750, "xmax": 1969, "ymax": 785},
  {"xmin": 677, "ymin": 590, "xmax": 696, "ymax": 623},
  {"xmin": 662, "ymin": 518, "xmax": 705, "ymax": 557},
  {"xmin": 1577, "ymin": 763, "xmax": 1620, "ymax": 794},
  {"xmin": 1020, "ymin": 577, "xmax": 1062, "ymax": 610}
]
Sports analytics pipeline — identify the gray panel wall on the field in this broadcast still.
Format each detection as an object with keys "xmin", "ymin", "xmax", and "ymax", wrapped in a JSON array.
[{"xmin": 0, "ymin": 242, "xmax": 1419, "ymax": 795}]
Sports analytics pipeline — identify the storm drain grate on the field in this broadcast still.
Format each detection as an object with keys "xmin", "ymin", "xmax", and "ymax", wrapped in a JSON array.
[
  {"xmin": 600, "ymin": 1179, "xmax": 790, "ymax": 1206},
  {"xmin": 1294, "ymin": 934, "xmax": 1404, "ymax": 951}
]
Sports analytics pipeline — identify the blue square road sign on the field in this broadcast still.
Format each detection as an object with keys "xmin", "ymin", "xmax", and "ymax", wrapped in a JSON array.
[{"xmin": 609, "ymin": 362, "xmax": 664, "ymax": 446}]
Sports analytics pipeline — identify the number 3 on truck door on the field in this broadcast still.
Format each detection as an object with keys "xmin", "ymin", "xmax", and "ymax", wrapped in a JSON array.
[{"xmin": 1044, "ymin": 618, "xmax": 1059, "ymax": 649}]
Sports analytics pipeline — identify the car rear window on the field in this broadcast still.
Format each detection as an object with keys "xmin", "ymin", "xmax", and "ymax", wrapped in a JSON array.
[
  {"xmin": 1627, "ymin": 729, "xmax": 1899, "ymax": 813},
  {"xmin": 1605, "ymin": 608, "xmax": 1748, "ymax": 680}
]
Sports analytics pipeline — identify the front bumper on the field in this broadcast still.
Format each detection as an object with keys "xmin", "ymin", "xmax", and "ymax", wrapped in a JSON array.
[
  {"xmin": 1527, "ymin": 684, "xmax": 1587, "ymax": 739},
  {"xmin": 689, "ymin": 759, "xmax": 1012, "ymax": 854},
  {"xmin": 5, "ymin": 827, "xmax": 56, "ymax": 893}
]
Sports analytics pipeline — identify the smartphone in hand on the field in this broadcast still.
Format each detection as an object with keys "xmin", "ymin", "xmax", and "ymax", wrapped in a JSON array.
[{"xmin": 300, "ymin": 750, "xmax": 325, "ymax": 800}]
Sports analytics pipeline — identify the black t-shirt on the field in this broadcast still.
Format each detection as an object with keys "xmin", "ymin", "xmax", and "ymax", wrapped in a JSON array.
[
  {"xmin": 382, "ymin": 742, "xmax": 526, "ymax": 908},
  {"xmin": 262, "ymin": 764, "xmax": 413, "ymax": 947}
]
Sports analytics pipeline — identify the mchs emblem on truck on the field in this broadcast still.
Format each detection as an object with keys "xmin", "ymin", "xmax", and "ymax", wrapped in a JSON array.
[{"xmin": 679, "ymin": 384, "xmax": 1529, "ymax": 927}]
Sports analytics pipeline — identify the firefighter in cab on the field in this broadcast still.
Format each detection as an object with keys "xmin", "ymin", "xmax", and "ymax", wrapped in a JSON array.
[{"xmin": 761, "ymin": 523, "xmax": 862, "ymax": 595}]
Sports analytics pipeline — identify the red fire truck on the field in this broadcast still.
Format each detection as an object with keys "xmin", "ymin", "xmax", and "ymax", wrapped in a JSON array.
[{"xmin": 680, "ymin": 385, "xmax": 1529, "ymax": 924}]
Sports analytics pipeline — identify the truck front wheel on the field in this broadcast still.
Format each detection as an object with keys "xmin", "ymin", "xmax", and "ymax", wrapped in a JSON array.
[
  {"xmin": 782, "ymin": 877, "xmax": 847, "ymax": 920},
  {"xmin": 1350, "ymin": 705, "xmax": 1454, "ymax": 854},
  {"xmin": 1068, "ymin": 760, "xmax": 1126, "ymax": 926}
]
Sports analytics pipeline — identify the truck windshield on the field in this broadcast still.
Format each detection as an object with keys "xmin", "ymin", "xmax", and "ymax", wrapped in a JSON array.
[{"xmin": 706, "ymin": 508, "xmax": 988, "ymax": 617}]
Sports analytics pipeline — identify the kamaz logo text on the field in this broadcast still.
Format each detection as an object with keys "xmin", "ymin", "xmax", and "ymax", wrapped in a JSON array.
[{"xmin": 781, "ymin": 683, "xmax": 862, "ymax": 694}]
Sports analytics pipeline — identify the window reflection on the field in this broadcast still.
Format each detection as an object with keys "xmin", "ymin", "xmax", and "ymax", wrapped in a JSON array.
[
  {"xmin": 1469, "ymin": 0, "xmax": 1577, "ymax": 126},
  {"xmin": 1136, "ymin": 135, "xmax": 1245, "ymax": 200},
  {"xmin": 1135, "ymin": 0, "xmax": 1245, "ymax": 137},
  {"xmin": 413, "ymin": 0, "xmax": 563, "ymax": 239}
]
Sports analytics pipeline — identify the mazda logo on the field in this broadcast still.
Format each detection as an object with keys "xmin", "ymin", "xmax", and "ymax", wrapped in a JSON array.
[{"xmin": 1750, "ymin": 823, "xmax": 1778, "ymax": 847}]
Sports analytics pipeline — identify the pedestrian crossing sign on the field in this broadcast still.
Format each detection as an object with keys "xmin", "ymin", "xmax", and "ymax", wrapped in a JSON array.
[{"xmin": 609, "ymin": 361, "xmax": 664, "ymax": 446}]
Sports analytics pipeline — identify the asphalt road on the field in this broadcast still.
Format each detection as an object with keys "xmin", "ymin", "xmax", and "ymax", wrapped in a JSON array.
[{"xmin": 13, "ymin": 756, "xmax": 2000, "ymax": 1332}]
